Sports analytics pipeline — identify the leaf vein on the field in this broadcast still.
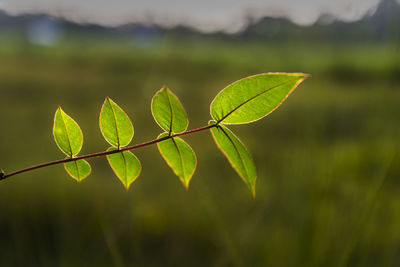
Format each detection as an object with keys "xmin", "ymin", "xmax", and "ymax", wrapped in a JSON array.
[
  {"xmin": 219, "ymin": 126, "xmax": 250, "ymax": 183},
  {"xmin": 108, "ymin": 98, "xmax": 121, "ymax": 149},
  {"xmin": 172, "ymin": 137, "xmax": 185, "ymax": 179},
  {"xmin": 60, "ymin": 109, "xmax": 74, "ymax": 157},
  {"xmin": 166, "ymin": 89, "xmax": 174, "ymax": 135},
  {"xmin": 217, "ymin": 77, "xmax": 299, "ymax": 123}
]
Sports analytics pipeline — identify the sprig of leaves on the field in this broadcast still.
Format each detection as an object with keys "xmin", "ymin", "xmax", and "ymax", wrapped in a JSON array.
[
  {"xmin": 100, "ymin": 97, "xmax": 140, "ymax": 190},
  {"xmin": 53, "ymin": 107, "xmax": 91, "ymax": 182},
  {"xmin": 1, "ymin": 73, "xmax": 308, "ymax": 196},
  {"xmin": 152, "ymin": 87, "xmax": 196, "ymax": 189}
]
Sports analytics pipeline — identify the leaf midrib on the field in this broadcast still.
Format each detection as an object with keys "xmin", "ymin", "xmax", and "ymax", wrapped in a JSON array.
[
  {"xmin": 108, "ymin": 98, "xmax": 121, "ymax": 148},
  {"xmin": 217, "ymin": 77, "xmax": 299, "ymax": 123},
  {"xmin": 73, "ymin": 160, "xmax": 81, "ymax": 180},
  {"xmin": 60, "ymin": 109, "xmax": 74, "ymax": 157},
  {"xmin": 165, "ymin": 89, "xmax": 174, "ymax": 135},
  {"xmin": 122, "ymin": 152, "xmax": 128, "ymax": 187},
  {"xmin": 171, "ymin": 137, "xmax": 185, "ymax": 180},
  {"xmin": 219, "ymin": 126, "xmax": 250, "ymax": 186}
]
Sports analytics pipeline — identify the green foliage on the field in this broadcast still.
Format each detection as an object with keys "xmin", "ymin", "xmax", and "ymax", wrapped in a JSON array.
[
  {"xmin": 5, "ymin": 73, "xmax": 308, "ymax": 195},
  {"xmin": 151, "ymin": 87, "xmax": 188, "ymax": 134},
  {"xmin": 210, "ymin": 73, "xmax": 308, "ymax": 124},
  {"xmin": 99, "ymin": 98, "xmax": 141, "ymax": 189},
  {"xmin": 53, "ymin": 107, "xmax": 92, "ymax": 181},
  {"xmin": 64, "ymin": 159, "xmax": 91, "ymax": 182},
  {"xmin": 100, "ymin": 97, "xmax": 134, "ymax": 148},
  {"xmin": 207, "ymin": 73, "xmax": 306, "ymax": 195},
  {"xmin": 209, "ymin": 121, "xmax": 257, "ymax": 197},
  {"xmin": 53, "ymin": 106, "xmax": 83, "ymax": 156},
  {"xmin": 152, "ymin": 87, "xmax": 195, "ymax": 188},
  {"xmin": 106, "ymin": 149, "xmax": 141, "ymax": 190},
  {"xmin": 157, "ymin": 132, "xmax": 196, "ymax": 189}
]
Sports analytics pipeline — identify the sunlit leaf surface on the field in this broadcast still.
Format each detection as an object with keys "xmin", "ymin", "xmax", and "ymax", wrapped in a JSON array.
[
  {"xmin": 100, "ymin": 97, "xmax": 134, "ymax": 148},
  {"xmin": 209, "ymin": 121, "xmax": 256, "ymax": 197},
  {"xmin": 106, "ymin": 149, "xmax": 141, "ymax": 190},
  {"xmin": 53, "ymin": 107, "xmax": 83, "ymax": 156},
  {"xmin": 157, "ymin": 132, "xmax": 196, "ymax": 189},
  {"xmin": 210, "ymin": 73, "xmax": 308, "ymax": 124},
  {"xmin": 151, "ymin": 87, "xmax": 188, "ymax": 133},
  {"xmin": 64, "ymin": 159, "xmax": 91, "ymax": 182}
]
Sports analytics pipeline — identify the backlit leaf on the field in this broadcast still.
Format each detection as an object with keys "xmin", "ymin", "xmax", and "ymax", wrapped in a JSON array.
[
  {"xmin": 106, "ymin": 149, "xmax": 141, "ymax": 190},
  {"xmin": 209, "ymin": 121, "xmax": 256, "ymax": 197},
  {"xmin": 64, "ymin": 159, "xmax": 91, "ymax": 182},
  {"xmin": 157, "ymin": 132, "xmax": 196, "ymax": 190},
  {"xmin": 53, "ymin": 106, "xmax": 83, "ymax": 156},
  {"xmin": 151, "ymin": 87, "xmax": 188, "ymax": 134},
  {"xmin": 100, "ymin": 97, "xmax": 134, "ymax": 148},
  {"xmin": 210, "ymin": 73, "xmax": 308, "ymax": 124}
]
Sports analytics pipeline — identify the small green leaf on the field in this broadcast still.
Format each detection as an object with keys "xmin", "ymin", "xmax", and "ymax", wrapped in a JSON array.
[
  {"xmin": 64, "ymin": 159, "xmax": 91, "ymax": 182},
  {"xmin": 106, "ymin": 149, "xmax": 141, "ymax": 190},
  {"xmin": 151, "ymin": 87, "xmax": 188, "ymax": 134},
  {"xmin": 210, "ymin": 73, "xmax": 308, "ymax": 124},
  {"xmin": 100, "ymin": 97, "xmax": 134, "ymax": 148},
  {"xmin": 157, "ymin": 133, "xmax": 196, "ymax": 190},
  {"xmin": 209, "ymin": 121, "xmax": 256, "ymax": 197},
  {"xmin": 53, "ymin": 106, "xmax": 83, "ymax": 156}
]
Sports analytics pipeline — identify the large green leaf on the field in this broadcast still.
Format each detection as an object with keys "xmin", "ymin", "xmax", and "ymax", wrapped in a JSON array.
[
  {"xmin": 106, "ymin": 149, "xmax": 141, "ymax": 190},
  {"xmin": 100, "ymin": 97, "xmax": 134, "ymax": 148},
  {"xmin": 53, "ymin": 106, "xmax": 83, "ymax": 156},
  {"xmin": 209, "ymin": 121, "xmax": 256, "ymax": 197},
  {"xmin": 151, "ymin": 87, "xmax": 188, "ymax": 134},
  {"xmin": 157, "ymin": 133, "xmax": 196, "ymax": 190},
  {"xmin": 64, "ymin": 159, "xmax": 91, "ymax": 182},
  {"xmin": 210, "ymin": 73, "xmax": 308, "ymax": 124}
]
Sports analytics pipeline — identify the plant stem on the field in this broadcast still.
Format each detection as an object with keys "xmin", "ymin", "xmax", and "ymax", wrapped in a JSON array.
[{"xmin": 0, "ymin": 123, "xmax": 217, "ymax": 181}]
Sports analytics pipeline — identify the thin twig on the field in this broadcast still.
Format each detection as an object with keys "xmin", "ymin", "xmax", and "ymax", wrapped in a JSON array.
[{"xmin": 0, "ymin": 123, "xmax": 217, "ymax": 181}]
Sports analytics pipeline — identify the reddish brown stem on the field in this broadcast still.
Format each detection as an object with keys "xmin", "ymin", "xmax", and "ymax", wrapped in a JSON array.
[{"xmin": 0, "ymin": 123, "xmax": 217, "ymax": 181}]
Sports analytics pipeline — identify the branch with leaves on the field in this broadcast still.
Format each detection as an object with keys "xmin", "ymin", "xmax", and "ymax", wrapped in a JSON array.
[{"xmin": 0, "ymin": 73, "xmax": 308, "ymax": 196}]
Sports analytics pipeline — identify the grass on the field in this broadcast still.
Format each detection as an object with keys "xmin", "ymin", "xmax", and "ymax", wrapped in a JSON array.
[{"xmin": 0, "ymin": 36, "xmax": 399, "ymax": 266}]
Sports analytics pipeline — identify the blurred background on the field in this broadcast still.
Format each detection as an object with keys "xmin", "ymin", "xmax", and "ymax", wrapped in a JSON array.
[{"xmin": 0, "ymin": 0, "xmax": 400, "ymax": 266}]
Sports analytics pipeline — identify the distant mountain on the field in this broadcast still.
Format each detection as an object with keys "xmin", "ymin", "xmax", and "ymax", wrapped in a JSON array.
[
  {"xmin": 240, "ymin": 0, "xmax": 400, "ymax": 42},
  {"xmin": 0, "ymin": 0, "xmax": 399, "ymax": 44}
]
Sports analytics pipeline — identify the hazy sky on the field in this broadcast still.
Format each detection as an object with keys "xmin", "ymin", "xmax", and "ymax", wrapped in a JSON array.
[{"xmin": 0, "ymin": 0, "xmax": 393, "ymax": 32}]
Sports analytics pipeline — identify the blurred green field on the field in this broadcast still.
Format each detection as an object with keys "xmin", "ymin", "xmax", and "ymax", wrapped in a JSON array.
[{"xmin": 0, "ymin": 37, "xmax": 400, "ymax": 266}]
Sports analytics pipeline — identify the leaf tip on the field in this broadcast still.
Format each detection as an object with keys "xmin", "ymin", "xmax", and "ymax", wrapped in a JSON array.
[
  {"xmin": 251, "ymin": 187, "xmax": 256, "ymax": 199},
  {"xmin": 248, "ymin": 180, "xmax": 256, "ymax": 198},
  {"xmin": 297, "ymin": 73, "xmax": 311, "ymax": 83},
  {"xmin": 184, "ymin": 182, "xmax": 190, "ymax": 191},
  {"xmin": 104, "ymin": 96, "xmax": 113, "ymax": 105}
]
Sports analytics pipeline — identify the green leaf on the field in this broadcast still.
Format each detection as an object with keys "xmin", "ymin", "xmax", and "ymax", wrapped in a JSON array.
[
  {"xmin": 100, "ymin": 97, "xmax": 134, "ymax": 148},
  {"xmin": 151, "ymin": 87, "xmax": 188, "ymax": 134},
  {"xmin": 64, "ymin": 159, "xmax": 91, "ymax": 182},
  {"xmin": 53, "ymin": 106, "xmax": 83, "ymax": 156},
  {"xmin": 210, "ymin": 73, "xmax": 308, "ymax": 124},
  {"xmin": 157, "ymin": 133, "xmax": 196, "ymax": 190},
  {"xmin": 209, "ymin": 121, "xmax": 256, "ymax": 197},
  {"xmin": 106, "ymin": 149, "xmax": 141, "ymax": 190}
]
